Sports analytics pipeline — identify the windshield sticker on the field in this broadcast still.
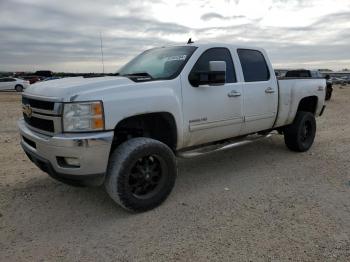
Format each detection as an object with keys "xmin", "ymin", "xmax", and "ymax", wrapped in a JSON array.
[{"xmin": 165, "ymin": 55, "xmax": 187, "ymax": 61}]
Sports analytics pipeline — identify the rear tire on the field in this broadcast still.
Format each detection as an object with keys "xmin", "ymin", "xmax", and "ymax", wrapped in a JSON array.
[
  {"xmin": 284, "ymin": 111, "xmax": 316, "ymax": 152},
  {"xmin": 15, "ymin": 85, "xmax": 23, "ymax": 92},
  {"xmin": 105, "ymin": 137, "xmax": 177, "ymax": 212}
]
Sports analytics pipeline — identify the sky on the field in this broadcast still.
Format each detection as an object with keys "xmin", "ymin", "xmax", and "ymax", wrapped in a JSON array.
[{"xmin": 0, "ymin": 0, "xmax": 350, "ymax": 73}]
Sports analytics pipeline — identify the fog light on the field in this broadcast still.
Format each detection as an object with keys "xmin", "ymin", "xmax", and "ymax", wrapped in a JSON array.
[{"xmin": 64, "ymin": 157, "xmax": 80, "ymax": 167}]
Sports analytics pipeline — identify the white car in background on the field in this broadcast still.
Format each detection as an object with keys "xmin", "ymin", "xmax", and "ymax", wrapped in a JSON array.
[{"xmin": 0, "ymin": 77, "xmax": 30, "ymax": 92}]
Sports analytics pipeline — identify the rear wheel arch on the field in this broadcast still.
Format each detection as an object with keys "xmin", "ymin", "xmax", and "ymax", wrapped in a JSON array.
[{"xmin": 297, "ymin": 96, "xmax": 318, "ymax": 115}]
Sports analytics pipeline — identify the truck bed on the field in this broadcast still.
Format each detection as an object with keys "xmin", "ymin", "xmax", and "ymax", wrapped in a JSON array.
[{"xmin": 274, "ymin": 78, "xmax": 326, "ymax": 128}]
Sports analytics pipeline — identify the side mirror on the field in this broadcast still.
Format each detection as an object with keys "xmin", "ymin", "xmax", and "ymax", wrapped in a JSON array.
[{"xmin": 189, "ymin": 61, "xmax": 226, "ymax": 87}]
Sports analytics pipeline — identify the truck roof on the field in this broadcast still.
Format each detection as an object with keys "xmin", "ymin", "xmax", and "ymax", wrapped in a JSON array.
[{"xmin": 169, "ymin": 42, "xmax": 266, "ymax": 52}]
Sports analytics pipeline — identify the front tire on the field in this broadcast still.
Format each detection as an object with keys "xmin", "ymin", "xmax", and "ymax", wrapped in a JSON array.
[
  {"xmin": 284, "ymin": 111, "xmax": 316, "ymax": 152},
  {"xmin": 15, "ymin": 85, "xmax": 23, "ymax": 92},
  {"xmin": 105, "ymin": 137, "xmax": 177, "ymax": 212}
]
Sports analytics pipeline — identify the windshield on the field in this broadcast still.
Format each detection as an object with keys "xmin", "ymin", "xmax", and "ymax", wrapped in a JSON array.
[{"xmin": 118, "ymin": 46, "xmax": 197, "ymax": 80}]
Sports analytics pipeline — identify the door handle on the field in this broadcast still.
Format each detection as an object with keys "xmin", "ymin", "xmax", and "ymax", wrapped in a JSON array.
[
  {"xmin": 265, "ymin": 87, "xmax": 275, "ymax": 94},
  {"xmin": 228, "ymin": 90, "xmax": 241, "ymax": 97}
]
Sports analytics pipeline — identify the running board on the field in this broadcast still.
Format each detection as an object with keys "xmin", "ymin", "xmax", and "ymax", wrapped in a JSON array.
[{"xmin": 177, "ymin": 133, "xmax": 273, "ymax": 158}]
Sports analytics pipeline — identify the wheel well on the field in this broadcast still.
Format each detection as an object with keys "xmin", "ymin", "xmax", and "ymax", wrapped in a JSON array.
[
  {"xmin": 112, "ymin": 112, "xmax": 177, "ymax": 152},
  {"xmin": 297, "ymin": 96, "xmax": 318, "ymax": 115}
]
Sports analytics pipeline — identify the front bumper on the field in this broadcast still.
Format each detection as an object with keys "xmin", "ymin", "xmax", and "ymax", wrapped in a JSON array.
[{"xmin": 18, "ymin": 119, "xmax": 114, "ymax": 186}]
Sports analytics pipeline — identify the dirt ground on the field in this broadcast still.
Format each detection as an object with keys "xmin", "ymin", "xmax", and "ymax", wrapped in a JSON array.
[{"xmin": 0, "ymin": 86, "xmax": 349, "ymax": 261}]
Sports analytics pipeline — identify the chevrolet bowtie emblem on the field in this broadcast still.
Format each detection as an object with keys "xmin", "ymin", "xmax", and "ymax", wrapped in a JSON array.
[{"xmin": 23, "ymin": 104, "xmax": 33, "ymax": 118}]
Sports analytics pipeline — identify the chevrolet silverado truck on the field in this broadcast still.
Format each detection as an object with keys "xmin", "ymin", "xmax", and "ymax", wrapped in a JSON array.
[{"xmin": 19, "ymin": 43, "xmax": 326, "ymax": 212}]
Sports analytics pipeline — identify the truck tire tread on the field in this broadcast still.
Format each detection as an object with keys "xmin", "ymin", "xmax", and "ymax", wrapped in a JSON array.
[
  {"xmin": 105, "ymin": 137, "xmax": 177, "ymax": 212},
  {"xmin": 284, "ymin": 111, "xmax": 316, "ymax": 152}
]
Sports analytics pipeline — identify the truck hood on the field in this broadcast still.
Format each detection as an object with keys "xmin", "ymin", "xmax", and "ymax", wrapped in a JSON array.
[{"xmin": 24, "ymin": 76, "xmax": 134, "ymax": 101}]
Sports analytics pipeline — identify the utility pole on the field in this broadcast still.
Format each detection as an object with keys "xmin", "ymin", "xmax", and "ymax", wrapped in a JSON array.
[{"xmin": 100, "ymin": 32, "xmax": 105, "ymax": 74}]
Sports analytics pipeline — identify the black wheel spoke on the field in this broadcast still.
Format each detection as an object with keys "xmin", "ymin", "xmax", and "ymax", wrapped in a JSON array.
[
  {"xmin": 128, "ymin": 155, "xmax": 163, "ymax": 198},
  {"xmin": 133, "ymin": 185, "xmax": 144, "ymax": 195},
  {"xmin": 149, "ymin": 162, "xmax": 159, "ymax": 172}
]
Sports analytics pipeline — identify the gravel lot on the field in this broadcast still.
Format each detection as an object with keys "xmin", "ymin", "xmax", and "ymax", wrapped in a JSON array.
[{"xmin": 0, "ymin": 86, "xmax": 349, "ymax": 261}]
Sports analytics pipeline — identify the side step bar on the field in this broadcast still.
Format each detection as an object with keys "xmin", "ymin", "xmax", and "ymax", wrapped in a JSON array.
[{"xmin": 177, "ymin": 133, "xmax": 273, "ymax": 158}]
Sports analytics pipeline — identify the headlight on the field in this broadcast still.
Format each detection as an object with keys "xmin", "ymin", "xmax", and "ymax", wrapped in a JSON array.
[{"xmin": 63, "ymin": 101, "xmax": 104, "ymax": 132}]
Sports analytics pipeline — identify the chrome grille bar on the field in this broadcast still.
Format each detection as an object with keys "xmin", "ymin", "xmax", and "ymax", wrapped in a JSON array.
[{"xmin": 22, "ymin": 94, "xmax": 63, "ymax": 135}]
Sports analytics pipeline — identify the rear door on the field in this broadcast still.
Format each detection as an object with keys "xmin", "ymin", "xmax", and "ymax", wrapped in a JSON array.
[{"xmin": 237, "ymin": 49, "xmax": 278, "ymax": 134}]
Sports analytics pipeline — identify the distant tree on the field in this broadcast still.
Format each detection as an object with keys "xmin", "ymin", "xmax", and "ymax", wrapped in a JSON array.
[{"xmin": 341, "ymin": 68, "xmax": 350, "ymax": 71}]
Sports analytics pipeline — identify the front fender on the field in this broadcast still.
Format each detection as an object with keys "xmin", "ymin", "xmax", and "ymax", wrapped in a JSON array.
[{"xmin": 102, "ymin": 80, "xmax": 184, "ymax": 149}]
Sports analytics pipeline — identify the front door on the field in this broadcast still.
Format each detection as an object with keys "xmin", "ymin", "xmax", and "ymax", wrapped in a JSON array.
[{"xmin": 181, "ymin": 47, "xmax": 243, "ymax": 147}]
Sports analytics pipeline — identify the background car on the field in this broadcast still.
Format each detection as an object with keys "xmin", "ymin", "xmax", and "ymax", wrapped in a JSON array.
[
  {"xmin": 43, "ymin": 76, "xmax": 61, "ymax": 81},
  {"xmin": 20, "ymin": 75, "xmax": 41, "ymax": 84},
  {"xmin": 331, "ymin": 77, "xmax": 347, "ymax": 85},
  {"xmin": 0, "ymin": 77, "xmax": 30, "ymax": 92},
  {"xmin": 34, "ymin": 70, "xmax": 53, "ymax": 78},
  {"xmin": 340, "ymin": 76, "xmax": 350, "ymax": 84}
]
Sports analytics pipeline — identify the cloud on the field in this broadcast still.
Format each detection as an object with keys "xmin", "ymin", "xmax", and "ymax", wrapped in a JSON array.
[
  {"xmin": 0, "ymin": 0, "xmax": 349, "ymax": 72},
  {"xmin": 201, "ymin": 12, "xmax": 245, "ymax": 21},
  {"xmin": 0, "ymin": 0, "xmax": 187, "ymax": 72}
]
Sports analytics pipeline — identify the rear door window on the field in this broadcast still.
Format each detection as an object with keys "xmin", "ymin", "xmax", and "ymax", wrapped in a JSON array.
[{"xmin": 237, "ymin": 49, "xmax": 270, "ymax": 82}]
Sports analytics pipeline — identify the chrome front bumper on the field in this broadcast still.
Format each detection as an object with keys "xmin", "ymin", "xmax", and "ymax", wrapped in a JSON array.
[{"xmin": 18, "ymin": 119, "xmax": 113, "ymax": 178}]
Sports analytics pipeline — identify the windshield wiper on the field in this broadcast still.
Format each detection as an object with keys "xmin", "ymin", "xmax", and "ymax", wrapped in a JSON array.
[{"xmin": 121, "ymin": 72, "xmax": 153, "ymax": 79}]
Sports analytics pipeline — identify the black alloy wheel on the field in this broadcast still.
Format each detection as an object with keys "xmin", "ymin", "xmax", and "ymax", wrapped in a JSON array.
[{"xmin": 128, "ymin": 155, "xmax": 166, "ymax": 199}]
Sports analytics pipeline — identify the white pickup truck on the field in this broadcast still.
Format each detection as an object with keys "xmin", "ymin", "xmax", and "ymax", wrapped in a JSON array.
[{"xmin": 19, "ymin": 43, "xmax": 326, "ymax": 212}]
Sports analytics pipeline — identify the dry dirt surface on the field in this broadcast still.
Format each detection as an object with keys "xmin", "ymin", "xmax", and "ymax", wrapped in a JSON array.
[{"xmin": 0, "ymin": 87, "xmax": 349, "ymax": 261}]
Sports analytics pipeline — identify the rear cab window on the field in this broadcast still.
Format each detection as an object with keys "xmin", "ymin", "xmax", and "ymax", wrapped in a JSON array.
[
  {"xmin": 311, "ymin": 71, "xmax": 322, "ymax": 78},
  {"xmin": 237, "ymin": 49, "xmax": 270, "ymax": 82}
]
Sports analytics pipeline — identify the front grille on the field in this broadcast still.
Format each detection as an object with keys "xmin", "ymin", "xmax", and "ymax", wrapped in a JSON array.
[
  {"xmin": 22, "ymin": 96, "xmax": 55, "ymax": 111},
  {"xmin": 22, "ymin": 95, "xmax": 62, "ymax": 135},
  {"xmin": 23, "ymin": 114, "xmax": 55, "ymax": 133}
]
